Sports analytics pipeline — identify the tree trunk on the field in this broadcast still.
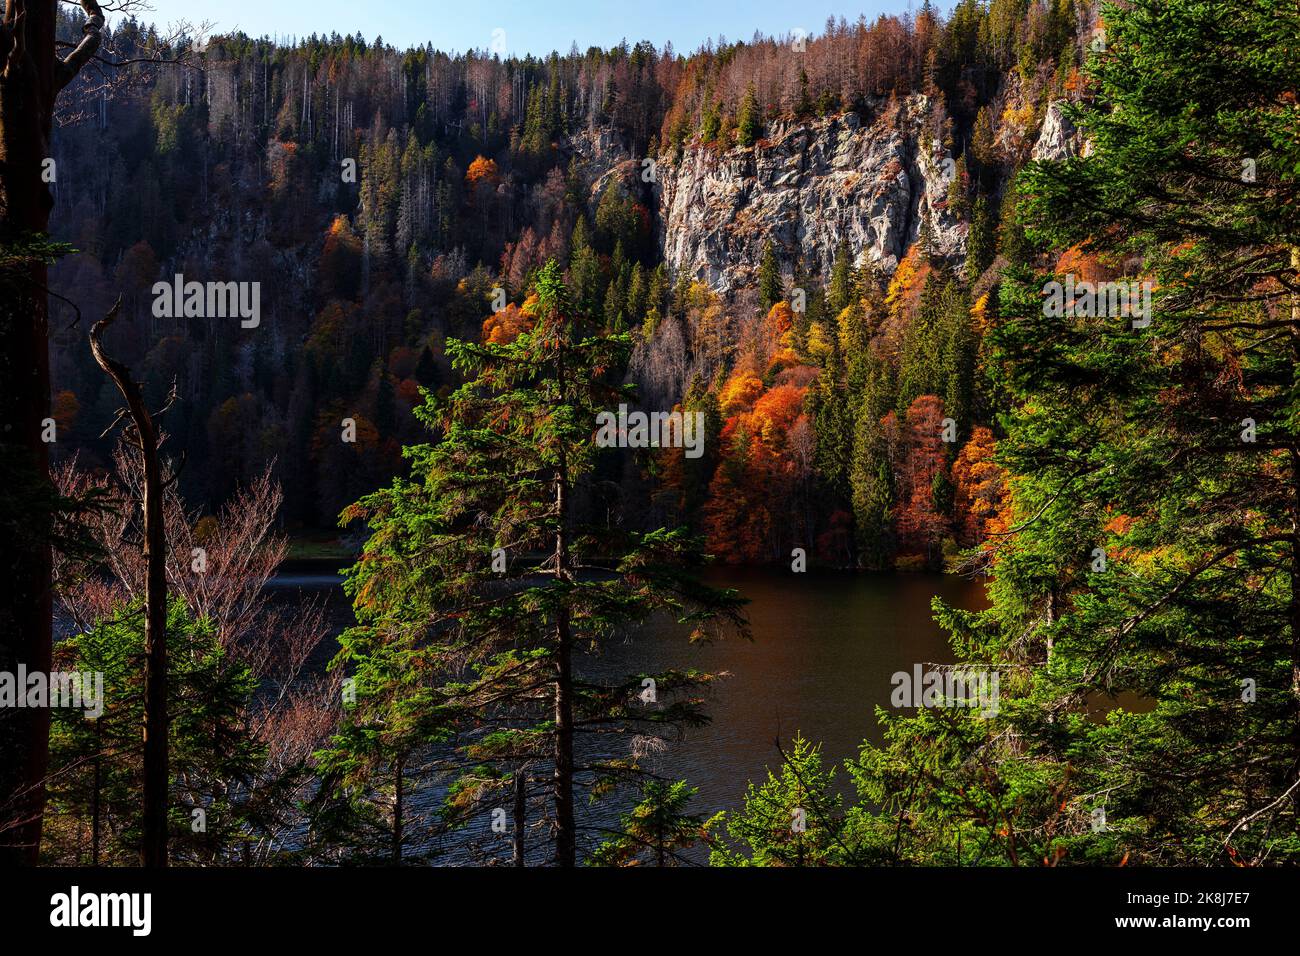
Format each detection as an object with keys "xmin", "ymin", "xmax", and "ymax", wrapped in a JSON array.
[
  {"xmin": 511, "ymin": 768, "xmax": 526, "ymax": 867},
  {"xmin": 554, "ymin": 615, "xmax": 576, "ymax": 866},
  {"xmin": 0, "ymin": 0, "xmax": 104, "ymax": 867},
  {"xmin": 1045, "ymin": 585, "xmax": 1057, "ymax": 664},
  {"xmin": 392, "ymin": 756, "xmax": 403, "ymax": 865},
  {"xmin": 90, "ymin": 300, "xmax": 168, "ymax": 867},
  {"xmin": 553, "ymin": 463, "xmax": 576, "ymax": 867},
  {"xmin": 91, "ymin": 721, "xmax": 101, "ymax": 866},
  {"xmin": 1291, "ymin": 249, "xmax": 1300, "ymax": 713},
  {"xmin": 0, "ymin": 0, "xmax": 58, "ymax": 867}
]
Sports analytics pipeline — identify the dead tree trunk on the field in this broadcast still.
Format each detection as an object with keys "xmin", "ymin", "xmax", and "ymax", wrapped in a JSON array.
[
  {"xmin": 553, "ymin": 423, "xmax": 576, "ymax": 865},
  {"xmin": 512, "ymin": 769, "xmax": 526, "ymax": 867},
  {"xmin": 90, "ymin": 298, "xmax": 169, "ymax": 867},
  {"xmin": 392, "ymin": 756, "xmax": 404, "ymax": 865}
]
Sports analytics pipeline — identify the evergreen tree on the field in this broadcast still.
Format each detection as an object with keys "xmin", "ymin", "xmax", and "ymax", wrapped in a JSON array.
[
  {"xmin": 590, "ymin": 780, "xmax": 705, "ymax": 866},
  {"xmin": 809, "ymin": 341, "xmax": 852, "ymax": 494},
  {"xmin": 939, "ymin": 283, "xmax": 975, "ymax": 444},
  {"xmin": 947, "ymin": 154, "xmax": 971, "ymax": 220},
  {"xmin": 48, "ymin": 599, "xmax": 286, "ymax": 865},
  {"xmin": 849, "ymin": 357, "xmax": 896, "ymax": 569},
  {"xmin": 757, "ymin": 239, "xmax": 782, "ymax": 313},
  {"xmin": 313, "ymin": 604, "xmax": 451, "ymax": 864},
  {"xmin": 567, "ymin": 216, "xmax": 605, "ymax": 319},
  {"xmin": 794, "ymin": 68, "xmax": 813, "ymax": 119},
  {"xmin": 626, "ymin": 262, "xmax": 647, "ymax": 326},
  {"xmin": 965, "ymin": 194, "xmax": 996, "ymax": 282},
  {"xmin": 709, "ymin": 736, "xmax": 848, "ymax": 866},
  {"xmin": 737, "ymin": 84, "xmax": 762, "ymax": 148},
  {"xmin": 852, "ymin": 0, "xmax": 1300, "ymax": 866},
  {"xmin": 699, "ymin": 99, "xmax": 721, "ymax": 144},
  {"xmin": 827, "ymin": 241, "xmax": 855, "ymax": 317},
  {"xmin": 336, "ymin": 260, "xmax": 748, "ymax": 866}
]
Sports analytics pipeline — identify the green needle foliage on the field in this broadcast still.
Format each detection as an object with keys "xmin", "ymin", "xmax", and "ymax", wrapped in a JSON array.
[
  {"xmin": 709, "ymin": 735, "xmax": 848, "ymax": 866},
  {"xmin": 46, "ymin": 599, "xmax": 283, "ymax": 865},
  {"xmin": 845, "ymin": 0, "xmax": 1300, "ymax": 866},
  {"xmin": 327, "ymin": 259, "xmax": 748, "ymax": 866},
  {"xmin": 590, "ymin": 779, "xmax": 706, "ymax": 867}
]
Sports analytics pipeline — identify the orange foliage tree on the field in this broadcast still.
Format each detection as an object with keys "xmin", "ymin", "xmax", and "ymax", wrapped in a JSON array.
[
  {"xmin": 894, "ymin": 394, "xmax": 949, "ymax": 566},
  {"xmin": 702, "ymin": 378, "xmax": 811, "ymax": 563},
  {"xmin": 718, "ymin": 370, "xmax": 765, "ymax": 417},
  {"xmin": 482, "ymin": 292, "xmax": 538, "ymax": 344},
  {"xmin": 950, "ymin": 425, "xmax": 1009, "ymax": 547},
  {"xmin": 465, "ymin": 155, "xmax": 500, "ymax": 190}
]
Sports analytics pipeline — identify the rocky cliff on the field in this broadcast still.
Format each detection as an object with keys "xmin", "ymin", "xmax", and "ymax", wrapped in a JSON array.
[
  {"xmin": 655, "ymin": 95, "xmax": 967, "ymax": 294},
  {"xmin": 1031, "ymin": 100, "xmax": 1084, "ymax": 162}
]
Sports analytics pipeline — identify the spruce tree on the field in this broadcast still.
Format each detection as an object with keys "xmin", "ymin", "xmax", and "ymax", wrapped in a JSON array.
[
  {"xmin": 965, "ymin": 194, "xmax": 996, "ymax": 282},
  {"xmin": 336, "ymin": 260, "xmax": 748, "ymax": 866},
  {"xmin": 709, "ymin": 736, "xmax": 847, "ymax": 866},
  {"xmin": 851, "ymin": 0, "xmax": 1300, "ymax": 866},
  {"xmin": 737, "ymin": 84, "xmax": 762, "ymax": 148},
  {"xmin": 757, "ymin": 239, "xmax": 782, "ymax": 313},
  {"xmin": 590, "ymin": 780, "xmax": 705, "ymax": 866},
  {"xmin": 48, "ymin": 599, "xmax": 281, "ymax": 865},
  {"xmin": 827, "ymin": 241, "xmax": 855, "ymax": 317}
]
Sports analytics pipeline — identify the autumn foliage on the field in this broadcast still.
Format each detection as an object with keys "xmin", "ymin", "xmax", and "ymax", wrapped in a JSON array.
[{"xmin": 482, "ymin": 292, "xmax": 539, "ymax": 344}]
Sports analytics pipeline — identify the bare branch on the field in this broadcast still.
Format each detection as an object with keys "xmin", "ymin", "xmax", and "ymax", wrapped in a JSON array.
[{"xmin": 56, "ymin": 0, "xmax": 105, "ymax": 92}]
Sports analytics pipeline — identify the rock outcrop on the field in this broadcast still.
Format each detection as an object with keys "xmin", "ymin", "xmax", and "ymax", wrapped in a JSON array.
[
  {"xmin": 1031, "ymin": 100, "xmax": 1084, "ymax": 162},
  {"xmin": 655, "ymin": 95, "xmax": 967, "ymax": 295},
  {"xmin": 566, "ymin": 125, "xmax": 636, "ymax": 201}
]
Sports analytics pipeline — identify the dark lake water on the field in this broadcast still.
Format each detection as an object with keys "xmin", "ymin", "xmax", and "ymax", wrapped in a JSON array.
[{"xmin": 267, "ymin": 564, "xmax": 988, "ymax": 861}]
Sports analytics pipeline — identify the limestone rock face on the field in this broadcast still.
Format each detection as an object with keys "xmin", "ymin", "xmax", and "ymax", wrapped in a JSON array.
[
  {"xmin": 1031, "ymin": 100, "xmax": 1083, "ymax": 162},
  {"xmin": 566, "ymin": 125, "xmax": 636, "ymax": 202},
  {"xmin": 654, "ymin": 96, "xmax": 967, "ymax": 294}
]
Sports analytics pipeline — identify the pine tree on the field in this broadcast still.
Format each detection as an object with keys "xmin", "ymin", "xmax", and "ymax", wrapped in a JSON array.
[
  {"xmin": 699, "ymin": 99, "xmax": 721, "ymax": 144},
  {"xmin": 965, "ymin": 195, "xmax": 996, "ymax": 281},
  {"xmin": 809, "ymin": 341, "xmax": 852, "ymax": 494},
  {"xmin": 336, "ymin": 260, "xmax": 748, "ymax": 866},
  {"xmin": 849, "ymin": 356, "xmax": 896, "ymax": 568},
  {"xmin": 567, "ymin": 216, "xmax": 605, "ymax": 319},
  {"xmin": 737, "ymin": 84, "xmax": 762, "ymax": 148},
  {"xmin": 850, "ymin": 417, "xmax": 893, "ymax": 570},
  {"xmin": 48, "ymin": 599, "xmax": 277, "ymax": 865},
  {"xmin": 590, "ymin": 780, "xmax": 705, "ymax": 866},
  {"xmin": 757, "ymin": 239, "xmax": 782, "ymax": 313},
  {"xmin": 313, "ymin": 605, "xmax": 450, "ymax": 864},
  {"xmin": 827, "ymin": 241, "xmax": 855, "ymax": 317},
  {"xmin": 709, "ymin": 735, "xmax": 847, "ymax": 866},
  {"xmin": 852, "ymin": 0, "xmax": 1300, "ymax": 866},
  {"xmin": 993, "ymin": 0, "xmax": 1300, "ymax": 862},
  {"xmin": 947, "ymin": 155, "xmax": 971, "ymax": 220}
]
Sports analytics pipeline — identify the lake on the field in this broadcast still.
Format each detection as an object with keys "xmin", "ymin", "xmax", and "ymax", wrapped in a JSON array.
[{"xmin": 268, "ymin": 563, "xmax": 989, "ymax": 861}]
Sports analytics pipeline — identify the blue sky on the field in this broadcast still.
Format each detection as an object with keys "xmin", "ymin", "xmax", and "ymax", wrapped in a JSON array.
[{"xmin": 124, "ymin": 0, "xmax": 913, "ymax": 56}]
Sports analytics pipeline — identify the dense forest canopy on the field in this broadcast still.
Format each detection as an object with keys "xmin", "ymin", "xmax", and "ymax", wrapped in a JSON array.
[{"xmin": 42, "ymin": 0, "xmax": 1082, "ymax": 570}]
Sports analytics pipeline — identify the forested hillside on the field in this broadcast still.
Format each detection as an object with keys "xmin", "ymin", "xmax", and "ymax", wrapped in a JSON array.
[
  {"xmin": 46, "ymin": 0, "xmax": 1085, "ymax": 568},
  {"xmin": 6, "ymin": 0, "xmax": 1300, "ymax": 879}
]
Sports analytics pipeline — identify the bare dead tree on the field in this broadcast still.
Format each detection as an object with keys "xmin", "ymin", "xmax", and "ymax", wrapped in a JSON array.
[
  {"xmin": 52, "ymin": 450, "xmax": 334, "ymax": 722},
  {"xmin": 50, "ymin": 451, "xmax": 341, "ymax": 863},
  {"xmin": 89, "ymin": 296, "xmax": 169, "ymax": 867}
]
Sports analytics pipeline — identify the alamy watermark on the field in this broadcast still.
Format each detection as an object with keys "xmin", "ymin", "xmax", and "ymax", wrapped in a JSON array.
[
  {"xmin": 1043, "ymin": 275, "xmax": 1154, "ymax": 329},
  {"xmin": 152, "ymin": 274, "xmax": 260, "ymax": 328},
  {"xmin": 50, "ymin": 886, "xmax": 150, "ymax": 936},
  {"xmin": 595, "ymin": 404, "xmax": 705, "ymax": 459},
  {"xmin": 890, "ymin": 664, "xmax": 1000, "ymax": 717},
  {"xmin": 0, "ymin": 666, "xmax": 104, "ymax": 719}
]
